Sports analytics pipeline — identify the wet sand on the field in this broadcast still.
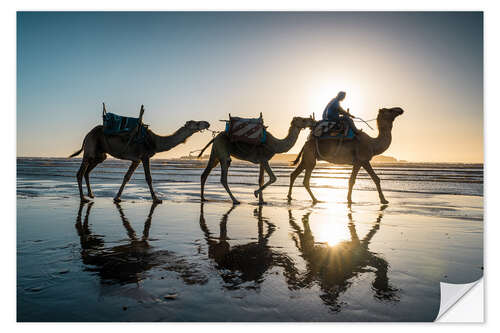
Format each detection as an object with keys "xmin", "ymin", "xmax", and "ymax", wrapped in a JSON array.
[{"xmin": 17, "ymin": 179, "xmax": 483, "ymax": 322}]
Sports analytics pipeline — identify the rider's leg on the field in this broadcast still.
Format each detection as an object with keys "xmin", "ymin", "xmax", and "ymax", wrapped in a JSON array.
[{"xmin": 346, "ymin": 117, "xmax": 361, "ymax": 134}]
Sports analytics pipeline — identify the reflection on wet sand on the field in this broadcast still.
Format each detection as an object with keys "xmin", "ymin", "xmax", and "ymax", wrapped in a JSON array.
[
  {"xmin": 75, "ymin": 202, "xmax": 207, "ymax": 286},
  {"xmin": 199, "ymin": 204, "xmax": 295, "ymax": 289},
  {"xmin": 287, "ymin": 205, "xmax": 399, "ymax": 311},
  {"xmin": 75, "ymin": 202, "xmax": 398, "ymax": 311}
]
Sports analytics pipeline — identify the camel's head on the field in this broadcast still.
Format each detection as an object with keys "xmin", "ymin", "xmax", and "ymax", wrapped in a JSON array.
[
  {"xmin": 377, "ymin": 107, "xmax": 404, "ymax": 123},
  {"xmin": 292, "ymin": 116, "xmax": 317, "ymax": 129},
  {"xmin": 185, "ymin": 120, "xmax": 210, "ymax": 132}
]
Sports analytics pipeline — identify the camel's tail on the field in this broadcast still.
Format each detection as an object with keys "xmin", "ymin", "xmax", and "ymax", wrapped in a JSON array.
[
  {"xmin": 68, "ymin": 148, "xmax": 83, "ymax": 158},
  {"xmin": 68, "ymin": 132, "xmax": 90, "ymax": 158},
  {"xmin": 291, "ymin": 146, "xmax": 305, "ymax": 165},
  {"xmin": 197, "ymin": 138, "xmax": 215, "ymax": 158}
]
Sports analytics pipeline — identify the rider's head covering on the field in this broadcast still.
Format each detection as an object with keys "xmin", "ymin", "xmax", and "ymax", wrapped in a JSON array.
[{"xmin": 337, "ymin": 91, "xmax": 346, "ymax": 100}]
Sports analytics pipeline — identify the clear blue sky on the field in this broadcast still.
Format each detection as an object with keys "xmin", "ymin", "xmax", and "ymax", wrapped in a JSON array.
[{"xmin": 17, "ymin": 12, "xmax": 483, "ymax": 162}]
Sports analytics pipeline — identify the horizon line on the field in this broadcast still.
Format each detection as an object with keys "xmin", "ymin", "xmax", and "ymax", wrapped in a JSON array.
[{"xmin": 15, "ymin": 155, "xmax": 485, "ymax": 165}]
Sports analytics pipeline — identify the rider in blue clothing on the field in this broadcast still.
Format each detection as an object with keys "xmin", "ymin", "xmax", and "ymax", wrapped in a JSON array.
[{"xmin": 322, "ymin": 91, "xmax": 361, "ymax": 134}]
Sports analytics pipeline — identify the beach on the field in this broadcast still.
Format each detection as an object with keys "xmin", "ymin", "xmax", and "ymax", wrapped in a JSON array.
[{"xmin": 17, "ymin": 158, "xmax": 483, "ymax": 322}]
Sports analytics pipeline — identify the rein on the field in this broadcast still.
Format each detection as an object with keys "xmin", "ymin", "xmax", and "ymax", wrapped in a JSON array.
[
  {"xmin": 200, "ymin": 129, "xmax": 220, "ymax": 138},
  {"xmin": 189, "ymin": 128, "xmax": 221, "ymax": 157},
  {"xmin": 352, "ymin": 116, "xmax": 375, "ymax": 130}
]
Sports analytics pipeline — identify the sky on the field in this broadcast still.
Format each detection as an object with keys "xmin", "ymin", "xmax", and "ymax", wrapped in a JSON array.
[{"xmin": 17, "ymin": 12, "xmax": 483, "ymax": 162}]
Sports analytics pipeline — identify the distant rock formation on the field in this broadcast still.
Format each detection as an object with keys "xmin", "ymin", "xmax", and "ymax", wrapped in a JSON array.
[
  {"xmin": 372, "ymin": 155, "xmax": 398, "ymax": 163},
  {"xmin": 179, "ymin": 153, "xmax": 403, "ymax": 163}
]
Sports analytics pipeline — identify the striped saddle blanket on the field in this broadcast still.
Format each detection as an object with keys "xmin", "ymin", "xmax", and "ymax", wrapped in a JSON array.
[
  {"xmin": 225, "ymin": 115, "xmax": 267, "ymax": 145},
  {"xmin": 310, "ymin": 120, "xmax": 355, "ymax": 140}
]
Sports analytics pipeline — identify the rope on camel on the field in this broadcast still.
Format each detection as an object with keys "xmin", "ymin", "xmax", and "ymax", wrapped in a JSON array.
[{"xmin": 189, "ymin": 129, "xmax": 221, "ymax": 157}]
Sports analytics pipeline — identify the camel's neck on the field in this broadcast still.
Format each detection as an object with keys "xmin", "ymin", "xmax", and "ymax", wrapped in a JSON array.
[
  {"xmin": 151, "ymin": 126, "xmax": 197, "ymax": 153},
  {"xmin": 372, "ymin": 120, "xmax": 393, "ymax": 156},
  {"xmin": 266, "ymin": 123, "xmax": 302, "ymax": 154}
]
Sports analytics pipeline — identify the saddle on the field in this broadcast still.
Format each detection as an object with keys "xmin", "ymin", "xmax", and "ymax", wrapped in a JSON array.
[
  {"xmin": 310, "ymin": 118, "xmax": 355, "ymax": 141},
  {"xmin": 225, "ymin": 113, "xmax": 267, "ymax": 145},
  {"xmin": 102, "ymin": 103, "xmax": 149, "ymax": 144}
]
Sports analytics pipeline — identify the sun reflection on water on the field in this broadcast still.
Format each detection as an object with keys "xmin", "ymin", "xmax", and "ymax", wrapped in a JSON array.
[{"xmin": 312, "ymin": 216, "xmax": 351, "ymax": 247}]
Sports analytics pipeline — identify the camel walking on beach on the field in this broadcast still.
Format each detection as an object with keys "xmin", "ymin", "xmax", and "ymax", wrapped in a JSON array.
[
  {"xmin": 287, "ymin": 107, "xmax": 404, "ymax": 204},
  {"xmin": 197, "ymin": 116, "xmax": 316, "ymax": 204},
  {"xmin": 69, "ymin": 118, "xmax": 210, "ymax": 203}
]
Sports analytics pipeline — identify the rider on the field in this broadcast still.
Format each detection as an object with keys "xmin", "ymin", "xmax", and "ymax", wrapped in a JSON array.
[{"xmin": 322, "ymin": 91, "xmax": 361, "ymax": 134}]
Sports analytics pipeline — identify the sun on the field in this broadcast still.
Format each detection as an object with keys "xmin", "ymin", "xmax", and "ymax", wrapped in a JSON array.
[{"xmin": 307, "ymin": 80, "xmax": 367, "ymax": 120}]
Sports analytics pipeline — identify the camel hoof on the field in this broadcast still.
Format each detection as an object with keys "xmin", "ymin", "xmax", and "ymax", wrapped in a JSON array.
[
  {"xmin": 253, "ymin": 191, "xmax": 259, "ymax": 198},
  {"xmin": 80, "ymin": 197, "xmax": 91, "ymax": 203},
  {"xmin": 153, "ymin": 198, "xmax": 163, "ymax": 204},
  {"xmin": 113, "ymin": 197, "xmax": 121, "ymax": 203},
  {"xmin": 232, "ymin": 200, "xmax": 241, "ymax": 205},
  {"xmin": 88, "ymin": 193, "xmax": 95, "ymax": 199},
  {"xmin": 381, "ymin": 199, "xmax": 389, "ymax": 204}
]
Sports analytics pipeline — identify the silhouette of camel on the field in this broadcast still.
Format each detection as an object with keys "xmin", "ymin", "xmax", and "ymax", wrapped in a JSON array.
[
  {"xmin": 69, "ymin": 110, "xmax": 210, "ymax": 203},
  {"xmin": 197, "ymin": 116, "xmax": 316, "ymax": 204},
  {"xmin": 285, "ymin": 205, "xmax": 399, "ymax": 311},
  {"xmin": 288, "ymin": 107, "xmax": 404, "ymax": 204},
  {"xmin": 199, "ymin": 204, "xmax": 296, "ymax": 289},
  {"xmin": 75, "ymin": 202, "xmax": 207, "ymax": 286}
]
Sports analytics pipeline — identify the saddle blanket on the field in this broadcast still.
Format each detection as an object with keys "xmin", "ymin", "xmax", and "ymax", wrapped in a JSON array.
[
  {"xmin": 225, "ymin": 115, "xmax": 266, "ymax": 145},
  {"xmin": 310, "ymin": 120, "xmax": 355, "ymax": 141},
  {"xmin": 103, "ymin": 112, "xmax": 148, "ymax": 143}
]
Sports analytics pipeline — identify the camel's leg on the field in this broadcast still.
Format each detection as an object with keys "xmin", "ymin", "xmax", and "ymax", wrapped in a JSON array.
[
  {"xmin": 76, "ymin": 159, "xmax": 91, "ymax": 202},
  {"xmin": 303, "ymin": 166, "xmax": 318, "ymax": 204},
  {"xmin": 258, "ymin": 163, "xmax": 265, "ymax": 204},
  {"xmin": 253, "ymin": 161, "xmax": 276, "ymax": 199},
  {"xmin": 363, "ymin": 161, "xmax": 388, "ymax": 204},
  {"xmin": 142, "ymin": 158, "xmax": 162, "ymax": 204},
  {"xmin": 84, "ymin": 154, "xmax": 106, "ymax": 198},
  {"xmin": 84, "ymin": 161, "xmax": 98, "ymax": 198},
  {"xmin": 200, "ymin": 152, "xmax": 219, "ymax": 201},
  {"xmin": 114, "ymin": 161, "xmax": 140, "ymax": 203},
  {"xmin": 287, "ymin": 160, "xmax": 306, "ymax": 200},
  {"xmin": 220, "ymin": 158, "xmax": 239, "ymax": 205},
  {"xmin": 347, "ymin": 164, "xmax": 361, "ymax": 204}
]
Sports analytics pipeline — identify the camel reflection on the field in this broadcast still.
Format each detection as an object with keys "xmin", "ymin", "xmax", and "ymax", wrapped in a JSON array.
[
  {"xmin": 75, "ymin": 202, "xmax": 206, "ymax": 286},
  {"xmin": 287, "ymin": 206, "xmax": 399, "ymax": 311},
  {"xmin": 199, "ymin": 204, "xmax": 295, "ymax": 289}
]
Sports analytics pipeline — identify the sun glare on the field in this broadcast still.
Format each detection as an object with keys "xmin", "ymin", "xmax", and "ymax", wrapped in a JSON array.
[
  {"xmin": 314, "ymin": 219, "xmax": 351, "ymax": 247},
  {"xmin": 308, "ymin": 80, "xmax": 367, "ymax": 120}
]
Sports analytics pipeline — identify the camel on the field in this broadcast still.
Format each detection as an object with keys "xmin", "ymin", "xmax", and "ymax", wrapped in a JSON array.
[
  {"xmin": 197, "ymin": 116, "xmax": 316, "ymax": 204},
  {"xmin": 287, "ymin": 107, "xmax": 404, "ymax": 204},
  {"xmin": 69, "ymin": 110, "xmax": 210, "ymax": 203}
]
